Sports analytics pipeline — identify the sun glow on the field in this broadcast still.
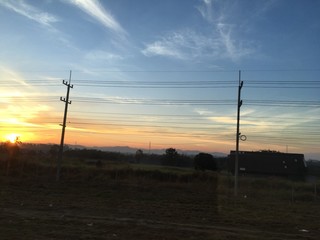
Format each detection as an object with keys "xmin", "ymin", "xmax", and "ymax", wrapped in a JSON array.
[{"xmin": 5, "ymin": 133, "xmax": 20, "ymax": 143}]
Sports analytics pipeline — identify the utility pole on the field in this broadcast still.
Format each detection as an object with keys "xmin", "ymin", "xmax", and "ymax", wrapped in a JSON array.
[
  {"xmin": 57, "ymin": 71, "xmax": 73, "ymax": 181},
  {"xmin": 235, "ymin": 70, "xmax": 243, "ymax": 196}
]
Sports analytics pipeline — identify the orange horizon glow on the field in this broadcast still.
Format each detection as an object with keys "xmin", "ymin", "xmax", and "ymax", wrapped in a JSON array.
[
  {"xmin": 1, "ymin": 123, "xmax": 320, "ymax": 159},
  {"xmin": 1, "ymin": 122, "xmax": 234, "ymax": 153},
  {"xmin": 1, "ymin": 104, "xmax": 318, "ymax": 157},
  {"xmin": 0, "ymin": 83, "xmax": 318, "ymax": 158}
]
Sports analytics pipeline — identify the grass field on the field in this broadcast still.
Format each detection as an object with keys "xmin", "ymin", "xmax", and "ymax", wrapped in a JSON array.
[{"xmin": 0, "ymin": 158, "xmax": 319, "ymax": 239}]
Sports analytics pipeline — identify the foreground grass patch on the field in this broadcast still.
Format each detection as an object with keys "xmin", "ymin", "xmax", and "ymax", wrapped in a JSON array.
[{"xmin": 0, "ymin": 160, "xmax": 319, "ymax": 239}]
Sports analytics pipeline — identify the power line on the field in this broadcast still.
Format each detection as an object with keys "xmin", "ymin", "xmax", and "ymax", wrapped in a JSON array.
[
  {"xmin": 1, "ymin": 79, "xmax": 320, "ymax": 88},
  {"xmin": 4, "ymin": 117, "xmax": 318, "ymax": 134},
  {"xmin": 3, "ymin": 68, "xmax": 319, "ymax": 73},
  {"xmin": 2, "ymin": 70, "xmax": 319, "ymax": 155},
  {"xmin": 68, "ymin": 111, "xmax": 320, "ymax": 121}
]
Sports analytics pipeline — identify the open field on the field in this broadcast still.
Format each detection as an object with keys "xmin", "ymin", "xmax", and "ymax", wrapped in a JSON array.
[{"xmin": 0, "ymin": 160, "xmax": 320, "ymax": 239}]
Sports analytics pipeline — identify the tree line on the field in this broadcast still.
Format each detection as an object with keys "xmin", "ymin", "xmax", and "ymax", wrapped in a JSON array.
[{"xmin": 0, "ymin": 142, "xmax": 220, "ymax": 171}]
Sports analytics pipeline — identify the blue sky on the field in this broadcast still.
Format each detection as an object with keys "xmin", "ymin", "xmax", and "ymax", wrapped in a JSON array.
[{"xmin": 0, "ymin": 0, "xmax": 319, "ymax": 159}]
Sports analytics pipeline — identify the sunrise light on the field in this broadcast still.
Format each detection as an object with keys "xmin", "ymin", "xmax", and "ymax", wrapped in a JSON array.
[{"xmin": 5, "ymin": 133, "xmax": 20, "ymax": 143}]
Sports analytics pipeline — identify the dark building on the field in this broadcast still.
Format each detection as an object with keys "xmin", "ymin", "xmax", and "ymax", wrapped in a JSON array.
[{"xmin": 228, "ymin": 150, "xmax": 307, "ymax": 177}]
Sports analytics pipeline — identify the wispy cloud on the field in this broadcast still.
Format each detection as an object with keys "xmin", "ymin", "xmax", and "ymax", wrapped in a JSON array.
[
  {"xmin": 85, "ymin": 50, "xmax": 124, "ymax": 62},
  {"xmin": 142, "ymin": 0, "xmax": 254, "ymax": 61},
  {"xmin": 142, "ymin": 29, "xmax": 218, "ymax": 60},
  {"xmin": 0, "ymin": 0, "xmax": 82, "ymax": 51},
  {"xmin": 196, "ymin": 0, "xmax": 214, "ymax": 23},
  {"xmin": 0, "ymin": 0, "xmax": 59, "ymax": 27},
  {"xmin": 141, "ymin": 33, "xmax": 187, "ymax": 59},
  {"xmin": 0, "ymin": 66, "xmax": 30, "ymax": 87},
  {"xmin": 142, "ymin": 27, "xmax": 251, "ymax": 61},
  {"xmin": 67, "ymin": 0, "xmax": 126, "ymax": 37},
  {"xmin": 216, "ymin": 23, "xmax": 254, "ymax": 60},
  {"xmin": 197, "ymin": 0, "xmax": 254, "ymax": 61}
]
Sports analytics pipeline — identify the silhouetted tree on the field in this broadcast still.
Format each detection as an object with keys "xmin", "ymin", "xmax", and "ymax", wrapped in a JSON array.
[
  {"xmin": 4, "ymin": 137, "xmax": 21, "ymax": 159},
  {"xmin": 162, "ymin": 148, "xmax": 179, "ymax": 166},
  {"xmin": 135, "ymin": 149, "xmax": 143, "ymax": 163},
  {"xmin": 194, "ymin": 153, "xmax": 217, "ymax": 171},
  {"xmin": 177, "ymin": 154, "xmax": 194, "ymax": 168},
  {"xmin": 49, "ymin": 144, "xmax": 60, "ymax": 158},
  {"xmin": 3, "ymin": 136, "xmax": 21, "ymax": 175}
]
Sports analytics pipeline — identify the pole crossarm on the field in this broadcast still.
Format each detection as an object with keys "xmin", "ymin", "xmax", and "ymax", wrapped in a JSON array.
[{"xmin": 60, "ymin": 96, "xmax": 72, "ymax": 104}]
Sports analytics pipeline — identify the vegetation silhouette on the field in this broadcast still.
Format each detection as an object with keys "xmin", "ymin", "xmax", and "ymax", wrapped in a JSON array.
[
  {"xmin": 194, "ymin": 152, "xmax": 218, "ymax": 171},
  {"xmin": 0, "ymin": 136, "xmax": 21, "ymax": 176}
]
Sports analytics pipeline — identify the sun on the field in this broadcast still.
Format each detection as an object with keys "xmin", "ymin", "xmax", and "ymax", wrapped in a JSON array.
[{"xmin": 5, "ymin": 133, "xmax": 20, "ymax": 143}]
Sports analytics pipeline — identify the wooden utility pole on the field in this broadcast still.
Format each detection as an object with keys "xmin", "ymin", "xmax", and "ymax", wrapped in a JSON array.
[
  {"xmin": 235, "ymin": 70, "xmax": 243, "ymax": 196},
  {"xmin": 57, "ymin": 71, "xmax": 73, "ymax": 181}
]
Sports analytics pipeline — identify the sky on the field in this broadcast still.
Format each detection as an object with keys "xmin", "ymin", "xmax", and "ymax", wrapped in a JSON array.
[{"xmin": 0, "ymin": 0, "xmax": 319, "ymax": 159}]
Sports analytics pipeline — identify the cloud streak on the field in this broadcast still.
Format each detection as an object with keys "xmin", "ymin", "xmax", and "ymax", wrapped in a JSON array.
[
  {"xmin": 197, "ymin": 0, "xmax": 255, "ymax": 60},
  {"xmin": 67, "ymin": 0, "xmax": 126, "ymax": 37},
  {"xmin": 141, "ymin": 32, "xmax": 188, "ymax": 59},
  {"xmin": 141, "ymin": 27, "xmax": 252, "ymax": 61},
  {"xmin": 216, "ymin": 23, "xmax": 254, "ymax": 60},
  {"xmin": 0, "ymin": 66, "xmax": 31, "ymax": 88},
  {"xmin": 0, "ymin": 0, "xmax": 59, "ymax": 26},
  {"xmin": 142, "ymin": 0, "xmax": 254, "ymax": 61},
  {"xmin": 196, "ymin": 0, "xmax": 214, "ymax": 23},
  {"xmin": 85, "ymin": 50, "xmax": 124, "ymax": 62}
]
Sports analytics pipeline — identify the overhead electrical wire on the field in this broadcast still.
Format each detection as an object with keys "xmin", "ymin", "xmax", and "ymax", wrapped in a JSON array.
[
  {"xmin": 6, "ymin": 116, "xmax": 319, "ymax": 133},
  {"xmin": 1, "ymin": 72, "xmax": 319, "ymax": 150},
  {"xmin": 74, "ymin": 79, "xmax": 317, "ymax": 89},
  {"xmin": 1, "ymin": 79, "xmax": 320, "ymax": 88},
  {"xmin": 69, "ymin": 111, "xmax": 320, "ymax": 121},
  {"xmin": 2, "ymin": 95, "xmax": 319, "ymax": 107}
]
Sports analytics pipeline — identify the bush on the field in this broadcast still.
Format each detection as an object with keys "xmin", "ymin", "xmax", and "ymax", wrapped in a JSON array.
[{"xmin": 194, "ymin": 153, "xmax": 217, "ymax": 171}]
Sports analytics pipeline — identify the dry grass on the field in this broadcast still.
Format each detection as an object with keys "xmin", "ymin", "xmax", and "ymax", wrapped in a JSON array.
[{"xmin": 0, "ymin": 159, "xmax": 319, "ymax": 239}]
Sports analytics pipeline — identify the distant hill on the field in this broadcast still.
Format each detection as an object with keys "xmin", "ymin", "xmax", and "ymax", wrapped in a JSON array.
[
  {"xmin": 18, "ymin": 143, "xmax": 228, "ymax": 158},
  {"xmin": 69, "ymin": 145, "xmax": 227, "ymax": 157}
]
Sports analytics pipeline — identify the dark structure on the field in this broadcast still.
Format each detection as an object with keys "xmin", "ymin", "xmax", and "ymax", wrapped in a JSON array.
[{"xmin": 228, "ymin": 150, "xmax": 307, "ymax": 177}]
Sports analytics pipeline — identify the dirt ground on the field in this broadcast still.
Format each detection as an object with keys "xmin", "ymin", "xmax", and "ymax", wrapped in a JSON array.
[{"xmin": 0, "ymin": 172, "xmax": 319, "ymax": 240}]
